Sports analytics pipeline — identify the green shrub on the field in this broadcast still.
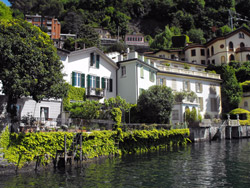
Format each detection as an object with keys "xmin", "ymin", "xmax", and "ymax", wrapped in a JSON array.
[{"xmin": 229, "ymin": 108, "xmax": 250, "ymax": 125}]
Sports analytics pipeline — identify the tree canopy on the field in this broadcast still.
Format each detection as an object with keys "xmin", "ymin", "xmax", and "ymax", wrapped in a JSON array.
[
  {"xmin": 137, "ymin": 85, "xmax": 174, "ymax": 124},
  {"xmin": 0, "ymin": 2, "xmax": 12, "ymax": 20},
  {"xmin": 0, "ymin": 19, "xmax": 68, "ymax": 119}
]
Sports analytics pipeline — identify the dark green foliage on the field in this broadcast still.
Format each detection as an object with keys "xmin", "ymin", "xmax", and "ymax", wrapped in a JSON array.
[
  {"xmin": 137, "ymin": 85, "xmax": 174, "ymax": 124},
  {"xmin": 106, "ymin": 42, "xmax": 128, "ymax": 53},
  {"xmin": 187, "ymin": 28, "xmax": 206, "ymax": 44},
  {"xmin": 0, "ymin": 19, "xmax": 68, "ymax": 120}
]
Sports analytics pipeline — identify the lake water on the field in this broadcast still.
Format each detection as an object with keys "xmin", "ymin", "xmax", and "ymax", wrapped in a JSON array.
[{"xmin": 1, "ymin": 139, "xmax": 250, "ymax": 188}]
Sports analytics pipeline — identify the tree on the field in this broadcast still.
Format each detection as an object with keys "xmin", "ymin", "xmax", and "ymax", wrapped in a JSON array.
[
  {"xmin": 77, "ymin": 24, "xmax": 100, "ymax": 48},
  {"xmin": 137, "ymin": 85, "xmax": 174, "ymax": 124},
  {"xmin": 150, "ymin": 25, "xmax": 174, "ymax": 50},
  {"xmin": 0, "ymin": 19, "xmax": 68, "ymax": 121},
  {"xmin": 216, "ymin": 25, "xmax": 232, "ymax": 37},
  {"xmin": 0, "ymin": 2, "xmax": 12, "ymax": 20},
  {"xmin": 187, "ymin": 28, "xmax": 206, "ymax": 44}
]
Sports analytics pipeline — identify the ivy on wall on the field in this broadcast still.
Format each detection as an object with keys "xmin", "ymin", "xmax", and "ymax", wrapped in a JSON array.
[
  {"xmin": 63, "ymin": 84, "xmax": 86, "ymax": 111},
  {"xmin": 0, "ymin": 128, "xmax": 190, "ymax": 169}
]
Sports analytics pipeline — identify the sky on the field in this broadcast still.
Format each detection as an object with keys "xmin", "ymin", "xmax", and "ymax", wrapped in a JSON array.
[{"xmin": 1, "ymin": 0, "xmax": 10, "ymax": 6}]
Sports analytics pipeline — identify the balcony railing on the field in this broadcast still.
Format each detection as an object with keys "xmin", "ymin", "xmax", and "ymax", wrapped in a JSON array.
[
  {"xmin": 157, "ymin": 65, "xmax": 221, "ymax": 79},
  {"xmin": 235, "ymin": 47, "xmax": 250, "ymax": 53},
  {"xmin": 86, "ymin": 88, "xmax": 105, "ymax": 98}
]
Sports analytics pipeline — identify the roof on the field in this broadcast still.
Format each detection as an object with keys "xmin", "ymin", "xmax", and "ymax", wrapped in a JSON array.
[
  {"xmin": 117, "ymin": 58, "xmax": 158, "ymax": 72},
  {"xmin": 58, "ymin": 47, "xmax": 118, "ymax": 69},
  {"xmin": 144, "ymin": 55, "xmax": 207, "ymax": 68}
]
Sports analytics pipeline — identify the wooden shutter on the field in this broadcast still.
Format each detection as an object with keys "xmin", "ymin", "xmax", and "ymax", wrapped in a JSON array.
[
  {"xmin": 96, "ymin": 77, "xmax": 100, "ymax": 88},
  {"xmin": 109, "ymin": 79, "xmax": 113, "ymax": 92},
  {"xmin": 96, "ymin": 55, "xmax": 100, "ymax": 68},
  {"xmin": 90, "ymin": 53, "xmax": 95, "ymax": 66},
  {"xmin": 199, "ymin": 97, "xmax": 203, "ymax": 111},
  {"xmin": 87, "ymin": 75, "xmax": 91, "ymax": 88},
  {"xmin": 72, "ymin": 72, "xmax": 76, "ymax": 86},
  {"xmin": 101, "ymin": 77, "xmax": 105, "ymax": 89},
  {"xmin": 81, "ymin": 74, "xmax": 85, "ymax": 88}
]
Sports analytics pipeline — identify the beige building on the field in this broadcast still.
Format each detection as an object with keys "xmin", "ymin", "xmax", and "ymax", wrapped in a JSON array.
[{"xmin": 185, "ymin": 27, "xmax": 250, "ymax": 65}]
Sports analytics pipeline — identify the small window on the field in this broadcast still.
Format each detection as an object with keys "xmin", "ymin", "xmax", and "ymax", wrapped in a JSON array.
[
  {"xmin": 244, "ymin": 101, "xmax": 248, "ymax": 107},
  {"xmin": 121, "ymin": 66, "xmax": 126, "ymax": 77},
  {"xmin": 207, "ymin": 48, "xmax": 210, "ymax": 57},
  {"xmin": 40, "ymin": 107, "xmax": 49, "ymax": 120},
  {"xmin": 229, "ymin": 54, "xmax": 235, "ymax": 61},
  {"xmin": 200, "ymin": 49, "xmax": 205, "ymax": 56},
  {"xmin": 212, "ymin": 59, "xmax": 215, "ymax": 65},
  {"xmin": 220, "ymin": 44, "xmax": 224, "ymax": 49},
  {"xmin": 229, "ymin": 41, "xmax": 234, "ymax": 51},
  {"xmin": 240, "ymin": 42, "xmax": 245, "ymax": 48},
  {"xmin": 210, "ymin": 85, "xmax": 216, "ymax": 94},
  {"xmin": 239, "ymin": 32, "xmax": 245, "ymax": 39},
  {"xmin": 183, "ymin": 81, "xmax": 190, "ymax": 92},
  {"xmin": 201, "ymin": 60, "xmax": 206, "ymax": 65},
  {"xmin": 221, "ymin": 56, "xmax": 226, "ymax": 64},
  {"xmin": 211, "ymin": 46, "xmax": 214, "ymax": 56},
  {"xmin": 196, "ymin": 82, "xmax": 203, "ymax": 93},
  {"xmin": 149, "ymin": 71, "xmax": 155, "ymax": 82},
  {"xmin": 247, "ymin": 54, "xmax": 250, "ymax": 61},
  {"xmin": 171, "ymin": 54, "xmax": 175, "ymax": 59},
  {"xmin": 211, "ymin": 98, "xmax": 218, "ymax": 112},
  {"xmin": 172, "ymin": 110, "xmax": 179, "ymax": 120},
  {"xmin": 207, "ymin": 60, "xmax": 211, "ymax": 65},
  {"xmin": 72, "ymin": 72, "xmax": 85, "ymax": 88},
  {"xmin": 191, "ymin": 49, "xmax": 196, "ymax": 56},
  {"xmin": 140, "ymin": 66, "xmax": 144, "ymax": 78}
]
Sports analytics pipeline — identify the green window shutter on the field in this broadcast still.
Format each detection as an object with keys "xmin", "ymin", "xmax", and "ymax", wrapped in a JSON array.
[
  {"xmin": 101, "ymin": 77, "xmax": 105, "ymax": 89},
  {"xmin": 87, "ymin": 75, "xmax": 91, "ymax": 88},
  {"xmin": 90, "ymin": 53, "xmax": 95, "ymax": 66},
  {"xmin": 81, "ymin": 74, "xmax": 85, "ymax": 88},
  {"xmin": 72, "ymin": 72, "xmax": 76, "ymax": 86},
  {"xmin": 96, "ymin": 55, "xmax": 100, "ymax": 68},
  {"xmin": 109, "ymin": 79, "xmax": 113, "ymax": 92},
  {"xmin": 96, "ymin": 76, "xmax": 100, "ymax": 88}
]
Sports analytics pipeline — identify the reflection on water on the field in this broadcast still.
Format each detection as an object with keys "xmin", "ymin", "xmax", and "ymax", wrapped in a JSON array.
[{"xmin": 1, "ymin": 139, "xmax": 250, "ymax": 188}]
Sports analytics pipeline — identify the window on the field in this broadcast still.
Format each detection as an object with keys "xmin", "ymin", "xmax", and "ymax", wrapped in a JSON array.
[
  {"xmin": 211, "ymin": 46, "xmax": 214, "ymax": 56},
  {"xmin": 149, "ymin": 71, "xmax": 155, "ymax": 82},
  {"xmin": 239, "ymin": 32, "xmax": 245, "ymax": 39},
  {"xmin": 196, "ymin": 82, "xmax": 203, "ymax": 93},
  {"xmin": 220, "ymin": 44, "xmax": 224, "ymax": 49},
  {"xmin": 191, "ymin": 49, "xmax": 196, "ymax": 56},
  {"xmin": 72, "ymin": 72, "xmax": 85, "ymax": 88},
  {"xmin": 121, "ymin": 66, "xmax": 126, "ymax": 77},
  {"xmin": 201, "ymin": 60, "xmax": 206, "ymax": 65},
  {"xmin": 157, "ymin": 78, "xmax": 166, "ymax": 86},
  {"xmin": 229, "ymin": 41, "xmax": 234, "ymax": 51},
  {"xmin": 247, "ymin": 54, "xmax": 250, "ymax": 61},
  {"xmin": 200, "ymin": 49, "xmax": 205, "ymax": 56},
  {"xmin": 212, "ymin": 59, "xmax": 215, "ymax": 65},
  {"xmin": 34, "ymin": 17, "xmax": 40, "ymax": 22},
  {"xmin": 198, "ymin": 97, "xmax": 203, "ymax": 111},
  {"xmin": 172, "ymin": 110, "xmax": 179, "ymax": 120},
  {"xmin": 240, "ymin": 42, "xmax": 245, "ymax": 48},
  {"xmin": 221, "ymin": 56, "xmax": 226, "ymax": 64},
  {"xmin": 171, "ymin": 54, "xmax": 175, "ymax": 59},
  {"xmin": 244, "ymin": 101, "xmax": 248, "ymax": 108},
  {"xmin": 102, "ymin": 77, "xmax": 113, "ymax": 92},
  {"xmin": 229, "ymin": 54, "xmax": 235, "ymax": 61},
  {"xmin": 140, "ymin": 66, "xmax": 144, "ymax": 78},
  {"xmin": 211, "ymin": 98, "xmax": 218, "ymax": 112},
  {"xmin": 87, "ymin": 75, "xmax": 100, "ymax": 89},
  {"xmin": 40, "ymin": 107, "xmax": 49, "ymax": 120},
  {"xmin": 183, "ymin": 81, "xmax": 190, "ymax": 91},
  {"xmin": 207, "ymin": 48, "xmax": 210, "ymax": 57},
  {"xmin": 207, "ymin": 60, "xmax": 211, "ymax": 65},
  {"xmin": 159, "ymin": 54, "xmax": 165, "ymax": 58},
  {"xmin": 90, "ymin": 53, "xmax": 100, "ymax": 68},
  {"xmin": 210, "ymin": 85, "xmax": 216, "ymax": 94},
  {"xmin": 172, "ymin": 79, "xmax": 177, "ymax": 91}
]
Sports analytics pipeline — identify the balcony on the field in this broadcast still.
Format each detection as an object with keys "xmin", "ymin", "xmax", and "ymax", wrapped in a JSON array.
[
  {"xmin": 235, "ymin": 47, "xmax": 250, "ymax": 53},
  {"xmin": 157, "ymin": 65, "xmax": 221, "ymax": 79},
  {"xmin": 86, "ymin": 88, "xmax": 105, "ymax": 98}
]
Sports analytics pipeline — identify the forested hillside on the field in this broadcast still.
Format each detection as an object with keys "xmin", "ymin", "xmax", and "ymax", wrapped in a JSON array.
[{"xmin": 8, "ymin": 0, "xmax": 250, "ymax": 45}]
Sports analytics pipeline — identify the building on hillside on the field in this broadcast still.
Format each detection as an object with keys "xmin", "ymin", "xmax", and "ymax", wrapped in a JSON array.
[
  {"xmin": 125, "ymin": 33, "xmax": 149, "ymax": 48},
  {"xmin": 144, "ymin": 55, "xmax": 222, "ymax": 124},
  {"xmin": 114, "ymin": 52, "xmax": 157, "ymax": 104},
  {"xmin": 57, "ymin": 47, "xmax": 118, "ymax": 103},
  {"xmin": 94, "ymin": 27, "xmax": 118, "ymax": 47},
  {"xmin": 26, "ymin": 14, "xmax": 61, "ymax": 39},
  {"xmin": 55, "ymin": 33, "xmax": 77, "ymax": 49},
  {"xmin": 147, "ymin": 49, "xmax": 185, "ymax": 61},
  {"xmin": 184, "ymin": 27, "xmax": 250, "ymax": 65}
]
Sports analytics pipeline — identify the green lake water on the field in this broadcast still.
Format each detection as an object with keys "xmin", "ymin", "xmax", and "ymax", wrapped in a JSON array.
[{"xmin": 1, "ymin": 139, "xmax": 250, "ymax": 188}]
